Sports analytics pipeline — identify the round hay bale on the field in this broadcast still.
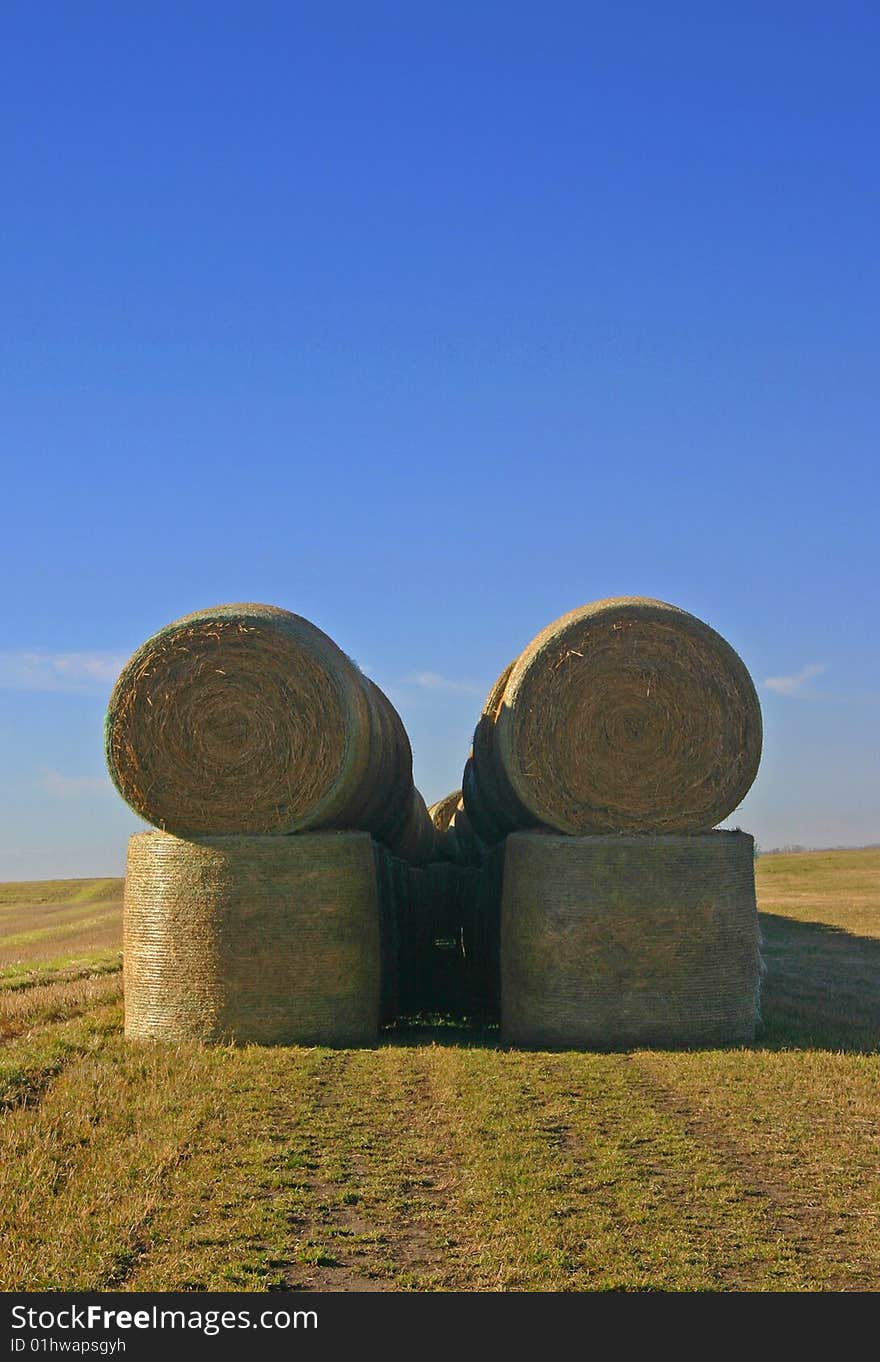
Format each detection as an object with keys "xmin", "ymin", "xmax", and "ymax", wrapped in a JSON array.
[
  {"xmin": 469, "ymin": 663, "xmax": 538, "ymax": 841},
  {"xmin": 462, "ymin": 755, "xmax": 516, "ymax": 847},
  {"xmin": 428, "ymin": 791, "xmax": 461, "ymax": 834},
  {"xmin": 500, "ymin": 830, "xmax": 761, "ymax": 1049},
  {"xmin": 105, "ymin": 603, "xmax": 428, "ymax": 857},
  {"xmin": 493, "ymin": 597, "xmax": 762, "ymax": 835},
  {"xmin": 356, "ymin": 680, "xmax": 414, "ymax": 847},
  {"xmin": 386, "ymin": 787, "xmax": 436, "ymax": 866},
  {"xmin": 448, "ymin": 800, "xmax": 485, "ymax": 868},
  {"xmin": 407, "ymin": 789, "xmax": 439, "ymax": 865},
  {"xmin": 106, "ymin": 604, "xmax": 373, "ymax": 836},
  {"xmin": 123, "ymin": 830, "xmax": 381, "ymax": 1045}
]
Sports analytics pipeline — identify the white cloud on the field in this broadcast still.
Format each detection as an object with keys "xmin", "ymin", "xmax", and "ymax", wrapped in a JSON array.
[
  {"xmin": 0, "ymin": 650, "xmax": 126, "ymax": 694},
  {"xmin": 401, "ymin": 671, "xmax": 485, "ymax": 696},
  {"xmin": 763, "ymin": 663, "xmax": 827, "ymax": 697},
  {"xmin": 35, "ymin": 770, "xmax": 112, "ymax": 799}
]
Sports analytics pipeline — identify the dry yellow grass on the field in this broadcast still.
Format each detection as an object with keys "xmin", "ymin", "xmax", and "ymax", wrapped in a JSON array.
[{"xmin": 0, "ymin": 879, "xmax": 123, "ymax": 971}]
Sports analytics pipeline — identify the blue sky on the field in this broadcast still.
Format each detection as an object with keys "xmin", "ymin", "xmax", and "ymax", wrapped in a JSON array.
[{"xmin": 1, "ymin": 2, "xmax": 877, "ymax": 878}]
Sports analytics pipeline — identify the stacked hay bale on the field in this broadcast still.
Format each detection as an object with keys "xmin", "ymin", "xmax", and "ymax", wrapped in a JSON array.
[
  {"xmin": 106, "ymin": 602, "xmax": 436, "ymax": 857},
  {"xmin": 108, "ymin": 602, "xmax": 437, "ymax": 1045},
  {"xmin": 501, "ymin": 831, "xmax": 760, "ymax": 1048},
  {"xmin": 428, "ymin": 790, "xmax": 486, "ymax": 868},
  {"xmin": 124, "ymin": 830, "xmax": 381, "ymax": 1045},
  {"xmin": 461, "ymin": 597, "xmax": 764, "ymax": 1047}
]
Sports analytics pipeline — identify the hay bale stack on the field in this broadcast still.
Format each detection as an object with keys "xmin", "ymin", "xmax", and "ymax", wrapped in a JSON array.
[
  {"xmin": 124, "ymin": 830, "xmax": 382, "ymax": 1045},
  {"xmin": 501, "ymin": 831, "xmax": 761, "ymax": 1048},
  {"xmin": 105, "ymin": 602, "xmax": 434, "ymax": 861},
  {"xmin": 429, "ymin": 789, "xmax": 486, "ymax": 867},
  {"xmin": 428, "ymin": 791, "xmax": 460, "ymax": 835},
  {"xmin": 467, "ymin": 598, "xmax": 762, "ymax": 839},
  {"xmin": 446, "ymin": 799, "xmax": 485, "ymax": 867}
]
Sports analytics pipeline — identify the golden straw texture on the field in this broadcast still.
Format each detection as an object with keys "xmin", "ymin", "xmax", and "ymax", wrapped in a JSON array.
[
  {"xmin": 105, "ymin": 602, "xmax": 431, "ymax": 858},
  {"xmin": 123, "ymin": 831, "xmax": 381, "ymax": 1045},
  {"xmin": 501, "ymin": 831, "xmax": 761, "ymax": 1049},
  {"xmin": 428, "ymin": 791, "xmax": 461, "ymax": 834},
  {"xmin": 487, "ymin": 597, "xmax": 762, "ymax": 836}
]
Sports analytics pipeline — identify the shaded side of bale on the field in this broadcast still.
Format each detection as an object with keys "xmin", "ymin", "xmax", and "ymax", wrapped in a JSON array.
[
  {"xmin": 447, "ymin": 801, "xmax": 485, "ymax": 868},
  {"xmin": 372, "ymin": 841, "xmax": 400, "ymax": 1025},
  {"xmin": 465, "ymin": 664, "xmax": 540, "ymax": 844},
  {"xmin": 429, "ymin": 790, "xmax": 486, "ymax": 868},
  {"xmin": 388, "ymin": 788, "xmax": 437, "ymax": 866},
  {"xmin": 494, "ymin": 597, "xmax": 763, "ymax": 836},
  {"xmin": 356, "ymin": 681, "xmax": 419, "ymax": 854},
  {"xmin": 124, "ymin": 831, "xmax": 381, "ymax": 1046},
  {"xmin": 501, "ymin": 831, "xmax": 761, "ymax": 1049}
]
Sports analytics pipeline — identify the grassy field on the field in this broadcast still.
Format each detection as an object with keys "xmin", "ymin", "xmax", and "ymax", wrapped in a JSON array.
[{"xmin": 0, "ymin": 849, "xmax": 877, "ymax": 1292}]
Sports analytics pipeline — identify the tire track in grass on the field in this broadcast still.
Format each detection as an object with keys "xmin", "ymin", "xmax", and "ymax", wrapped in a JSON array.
[
  {"xmin": 626, "ymin": 1049, "xmax": 880, "ymax": 1291},
  {"xmin": 125, "ymin": 1045, "xmax": 453, "ymax": 1293},
  {"xmin": 277, "ymin": 1048, "xmax": 465, "ymax": 1291},
  {"xmin": 125, "ymin": 1047, "xmax": 344, "ymax": 1292},
  {"xmin": 418, "ymin": 1049, "xmax": 816, "ymax": 1290}
]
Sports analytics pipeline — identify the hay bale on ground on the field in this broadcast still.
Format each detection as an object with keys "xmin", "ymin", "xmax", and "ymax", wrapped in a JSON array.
[
  {"xmin": 123, "ymin": 830, "xmax": 382, "ymax": 1045},
  {"xmin": 105, "ymin": 602, "xmax": 431, "ymax": 860},
  {"xmin": 501, "ymin": 830, "xmax": 761, "ymax": 1048},
  {"xmin": 472, "ymin": 598, "xmax": 762, "ymax": 837}
]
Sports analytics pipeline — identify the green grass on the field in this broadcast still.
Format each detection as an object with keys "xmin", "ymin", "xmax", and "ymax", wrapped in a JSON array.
[{"xmin": 0, "ymin": 853, "xmax": 877, "ymax": 1292}]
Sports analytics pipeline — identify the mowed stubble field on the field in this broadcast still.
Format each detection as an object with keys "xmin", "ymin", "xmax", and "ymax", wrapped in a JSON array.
[{"xmin": 0, "ymin": 850, "xmax": 878, "ymax": 1292}]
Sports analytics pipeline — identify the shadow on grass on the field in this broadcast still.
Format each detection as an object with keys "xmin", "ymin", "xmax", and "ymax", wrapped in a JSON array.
[
  {"xmin": 756, "ymin": 912, "xmax": 880, "ymax": 1053},
  {"xmin": 383, "ymin": 914, "xmax": 880, "ymax": 1054}
]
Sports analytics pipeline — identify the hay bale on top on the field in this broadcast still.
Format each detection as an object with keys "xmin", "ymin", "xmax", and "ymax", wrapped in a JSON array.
[
  {"xmin": 447, "ymin": 800, "xmax": 485, "ymax": 867},
  {"xmin": 488, "ymin": 597, "xmax": 762, "ymax": 836},
  {"xmin": 124, "ymin": 830, "xmax": 381, "ymax": 1045},
  {"xmin": 466, "ymin": 664, "xmax": 538, "ymax": 843},
  {"xmin": 428, "ymin": 791, "xmax": 461, "ymax": 834},
  {"xmin": 428, "ymin": 789, "xmax": 486, "ymax": 867},
  {"xmin": 501, "ymin": 830, "xmax": 761, "ymax": 1049},
  {"xmin": 389, "ymin": 787, "xmax": 437, "ymax": 866},
  {"xmin": 105, "ymin": 602, "xmax": 431, "ymax": 857}
]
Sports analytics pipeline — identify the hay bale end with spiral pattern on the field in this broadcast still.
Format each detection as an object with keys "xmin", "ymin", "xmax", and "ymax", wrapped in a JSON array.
[
  {"xmin": 472, "ymin": 597, "xmax": 762, "ymax": 838},
  {"xmin": 105, "ymin": 602, "xmax": 434, "ymax": 860}
]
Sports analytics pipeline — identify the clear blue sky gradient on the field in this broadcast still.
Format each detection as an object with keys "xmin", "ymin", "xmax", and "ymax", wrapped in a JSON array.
[{"xmin": 1, "ymin": 3, "xmax": 877, "ymax": 877}]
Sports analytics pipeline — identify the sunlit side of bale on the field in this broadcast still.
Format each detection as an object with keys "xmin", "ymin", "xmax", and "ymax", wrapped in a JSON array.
[
  {"xmin": 124, "ymin": 830, "xmax": 381, "ymax": 1045},
  {"xmin": 501, "ymin": 830, "xmax": 761, "ymax": 1049}
]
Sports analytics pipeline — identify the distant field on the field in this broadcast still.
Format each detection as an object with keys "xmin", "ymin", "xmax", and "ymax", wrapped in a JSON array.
[{"xmin": 0, "ymin": 849, "xmax": 877, "ymax": 1292}]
